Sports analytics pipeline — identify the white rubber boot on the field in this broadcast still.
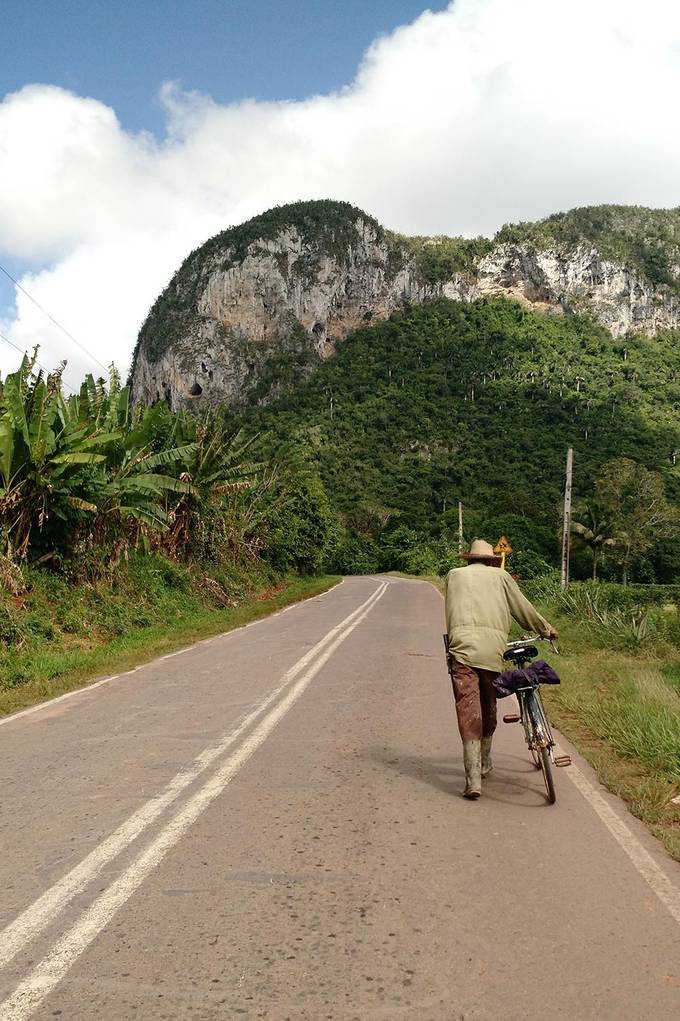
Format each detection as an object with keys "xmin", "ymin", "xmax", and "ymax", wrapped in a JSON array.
[
  {"xmin": 481, "ymin": 736, "xmax": 493, "ymax": 778},
  {"xmin": 462, "ymin": 740, "xmax": 482, "ymax": 799}
]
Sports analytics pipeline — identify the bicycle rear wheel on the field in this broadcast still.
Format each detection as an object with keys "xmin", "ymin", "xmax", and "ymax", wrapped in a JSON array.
[
  {"xmin": 519, "ymin": 693, "xmax": 541, "ymax": 768},
  {"xmin": 539, "ymin": 745, "xmax": 556, "ymax": 804}
]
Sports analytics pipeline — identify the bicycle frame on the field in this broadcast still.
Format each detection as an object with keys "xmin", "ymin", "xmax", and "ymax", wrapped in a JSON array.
[
  {"xmin": 501, "ymin": 636, "xmax": 568, "ymax": 803},
  {"xmin": 516, "ymin": 684, "xmax": 555, "ymax": 754}
]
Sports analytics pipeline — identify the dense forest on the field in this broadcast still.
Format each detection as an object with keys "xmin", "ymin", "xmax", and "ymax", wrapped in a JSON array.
[
  {"xmin": 0, "ymin": 356, "xmax": 336, "ymax": 581},
  {"xmin": 229, "ymin": 296, "xmax": 680, "ymax": 582}
]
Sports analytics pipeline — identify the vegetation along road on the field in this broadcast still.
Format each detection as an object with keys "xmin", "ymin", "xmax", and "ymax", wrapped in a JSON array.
[{"xmin": 1, "ymin": 576, "xmax": 679, "ymax": 1019}]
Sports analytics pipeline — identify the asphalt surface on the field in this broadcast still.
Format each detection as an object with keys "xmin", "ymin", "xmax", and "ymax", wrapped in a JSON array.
[{"xmin": 0, "ymin": 575, "xmax": 679, "ymax": 1020}]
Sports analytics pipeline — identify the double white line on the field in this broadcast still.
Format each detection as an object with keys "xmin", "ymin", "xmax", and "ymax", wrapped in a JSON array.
[{"xmin": 0, "ymin": 581, "xmax": 388, "ymax": 1020}]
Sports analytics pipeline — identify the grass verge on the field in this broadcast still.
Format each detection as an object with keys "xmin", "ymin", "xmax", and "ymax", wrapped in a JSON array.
[
  {"xmin": 0, "ymin": 558, "xmax": 338, "ymax": 718},
  {"xmin": 541, "ymin": 612, "xmax": 680, "ymax": 862}
]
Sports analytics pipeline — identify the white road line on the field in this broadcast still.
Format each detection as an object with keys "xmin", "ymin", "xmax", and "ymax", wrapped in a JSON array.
[
  {"xmin": 0, "ymin": 580, "xmax": 344, "ymax": 729},
  {"xmin": 0, "ymin": 583, "xmax": 387, "ymax": 1021},
  {"xmin": 0, "ymin": 581, "xmax": 383, "ymax": 973},
  {"xmin": 562, "ymin": 757, "xmax": 680, "ymax": 925}
]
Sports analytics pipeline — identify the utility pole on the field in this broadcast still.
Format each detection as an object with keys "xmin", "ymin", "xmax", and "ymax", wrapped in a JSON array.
[
  {"xmin": 560, "ymin": 447, "xmax": 573, "ymax": 589},
  {"xmin": 458, "ymin": 501, "xmax": 464, "ymax": 554}
]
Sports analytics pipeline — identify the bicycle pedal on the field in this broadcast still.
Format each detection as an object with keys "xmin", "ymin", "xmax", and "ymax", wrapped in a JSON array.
[
  {"xmin": 554, "ymin": 755, "xmax": 572, "ymax": 767},
  {"xmin": 503, "ymin": 714, "xmax": 521, "ymax": 724}
]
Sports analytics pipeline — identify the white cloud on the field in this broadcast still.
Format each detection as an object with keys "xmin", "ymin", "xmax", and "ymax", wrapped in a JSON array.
[{"xmin": 1, "ymin": 0, "xmax": 680, "ymax": 381}]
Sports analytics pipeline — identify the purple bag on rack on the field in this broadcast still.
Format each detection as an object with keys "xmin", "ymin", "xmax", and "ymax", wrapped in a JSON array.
[{"xmin": 493, "ymin": 660, "xmax": 560, "ymax": 698}]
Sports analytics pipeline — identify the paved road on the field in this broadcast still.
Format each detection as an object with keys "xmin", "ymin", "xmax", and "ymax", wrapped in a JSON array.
[{"xmin": 0, "ymin": 576, "xmax": 679, "ymax": 1020}]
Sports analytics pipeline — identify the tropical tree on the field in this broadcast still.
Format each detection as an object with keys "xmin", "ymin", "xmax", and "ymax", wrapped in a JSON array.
[
  {"xmin": 571, "ymin": 505, "xmax": 619, "ymax": 580},
  {"xmin": 163, "ymin": 410, "xmax": 260, "ymax": 561},
  {"xmin": 0, "ymin": 360, "xmax": 223, "ymax": 560},
  {"xmin": 0, "ymin": 356, "xmax": 108, "ymax": 556},
  {"xmin": 69, "ymin": 372, "xmax": 197, "ymax": 544},
  {"xmin": 594, "ymin": 458, "xmax": 679, "ymax": 584}
]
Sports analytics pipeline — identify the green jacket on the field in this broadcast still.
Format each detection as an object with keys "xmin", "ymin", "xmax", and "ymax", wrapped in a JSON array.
[{"xmin": 444, "ymin": 563, "xmax": 552, "ymax": 672}]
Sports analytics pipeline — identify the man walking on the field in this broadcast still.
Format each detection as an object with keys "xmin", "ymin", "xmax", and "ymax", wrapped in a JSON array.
[{"xmin": 444, "ymin": 539, "xmax": 558, "ymax": 799}]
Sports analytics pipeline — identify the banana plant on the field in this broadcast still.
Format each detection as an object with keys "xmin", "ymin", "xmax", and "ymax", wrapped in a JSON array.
[
  {"xmin": 162, "ymin": 411, "xmax": 260, "ymax": 557},
  {"xmin": 0, "ymin": 357, "xmax": 268, "ymax": 563},
  {"xmin": 0, "ymin": 356, "xmax": 110, "ymax": 555}
]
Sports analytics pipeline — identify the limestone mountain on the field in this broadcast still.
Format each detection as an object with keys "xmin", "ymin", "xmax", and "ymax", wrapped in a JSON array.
[{"xmin": 130, "ymin": 200, "xmax": 680, "ymax": 410}]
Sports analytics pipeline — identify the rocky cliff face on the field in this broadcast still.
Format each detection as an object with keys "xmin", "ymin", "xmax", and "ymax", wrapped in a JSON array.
[
  {"xmin": 131, "ymin": 208, "xmax": 432, "ymax": 410},
  {"xmin": 468, "ymin": 243, "xmax": 680, "ymax": 336},
  {"xmin": 130, "ymin": 201, "xmax": 680, "ymax": 410}
]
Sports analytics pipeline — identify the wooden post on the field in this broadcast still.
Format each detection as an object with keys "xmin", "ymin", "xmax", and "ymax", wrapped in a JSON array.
[
  {"xmin": 560, "ymin": 447, "xmax": 573, "ymax": 590},
  {"xmin": 458, "ymin": 501, "xmax": 464, "ymax": 554}
]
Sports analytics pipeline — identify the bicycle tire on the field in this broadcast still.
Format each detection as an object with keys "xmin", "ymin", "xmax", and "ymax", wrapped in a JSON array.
[
  {"xmin": 539, "ymin": 745, "xmax": 556, "ymax": 804},
  {"xmin": 520, "ymin": 693, "xmax": 542, "ymax": 768}
]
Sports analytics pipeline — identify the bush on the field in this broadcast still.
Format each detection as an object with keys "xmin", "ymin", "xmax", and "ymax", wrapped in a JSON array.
[
  {"xmin": 510, "ymin": 549, "xmax": 555, "ymax": 580},
  {"xmin": 262, "ymin": 468, "xmax": 339, "ymax": 575},
  {"xmin": 332, "ymin": 534, "xmax": 381, "ymax": 575}
]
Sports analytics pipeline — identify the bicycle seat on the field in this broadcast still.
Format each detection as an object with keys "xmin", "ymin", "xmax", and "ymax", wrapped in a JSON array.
[{"xmin": 503, "ymin": 644, "xmax": 538, "ymax": 663}]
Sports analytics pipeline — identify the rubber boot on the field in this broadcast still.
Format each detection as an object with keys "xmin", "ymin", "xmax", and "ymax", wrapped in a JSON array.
[
  {"xmin": 462, "ymin": 740, "xmax": 482, "ymax": 799},
  {"xmin": 481, "ymin": 736, "xmax": 493, "ymax": 778}
]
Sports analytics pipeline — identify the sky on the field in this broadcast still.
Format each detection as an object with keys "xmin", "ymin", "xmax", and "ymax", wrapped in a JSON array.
[{"xmin": 1, "ymin": 0, "xmax": 680, "ymax": 384}]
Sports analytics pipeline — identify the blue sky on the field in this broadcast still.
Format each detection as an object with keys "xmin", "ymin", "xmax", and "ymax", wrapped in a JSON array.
[
  {"xmin": 0, "ymin": 1, "xmax": 446, "ymax": 320},
  {"xmin": 3, "ymin": 1, "xmax": 447, "ymax": 134},
  {"xmin": 1, "ymin": 0, "xmax": 678, "ymax": 380}
]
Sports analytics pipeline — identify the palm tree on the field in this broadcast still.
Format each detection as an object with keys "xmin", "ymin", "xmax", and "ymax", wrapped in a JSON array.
[{"xmin": 571, "ymin": 506, "xmax": 619, "ymax": 581}]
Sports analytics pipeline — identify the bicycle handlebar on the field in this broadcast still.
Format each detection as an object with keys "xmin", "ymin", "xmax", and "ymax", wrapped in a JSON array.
[{"xmin": 506, "ymin": 634, "xmax": 560, "ymax": 656}]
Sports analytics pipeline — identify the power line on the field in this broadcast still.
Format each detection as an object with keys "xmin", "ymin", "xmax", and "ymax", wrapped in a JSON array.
[
  {"xmin": 0, "ymin": 329, "xmax": 77, "ymax": 394},
  {"xmin": 0, "ymin": 262, "xmax": 109, "ymax": 373}
]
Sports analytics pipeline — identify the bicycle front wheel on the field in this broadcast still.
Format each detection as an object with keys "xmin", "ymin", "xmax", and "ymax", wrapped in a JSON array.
[{"xmin": 539, "ymin": 745, "xmax": 556, "ymax": 804}]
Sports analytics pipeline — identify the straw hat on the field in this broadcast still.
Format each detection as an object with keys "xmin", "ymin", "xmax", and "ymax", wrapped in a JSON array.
[{"xmin": 461, "ymin": 538, "xmax": 502, "ymax": 565}]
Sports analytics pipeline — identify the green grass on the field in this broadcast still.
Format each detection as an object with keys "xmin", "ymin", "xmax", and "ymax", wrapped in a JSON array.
[
  {"xmin": 540, "ymin": 610, "xmax": 680, "ymax": 861},
  {"xmin": 0, "ymin": 556, "xmax": 338, "ymax": 718}
]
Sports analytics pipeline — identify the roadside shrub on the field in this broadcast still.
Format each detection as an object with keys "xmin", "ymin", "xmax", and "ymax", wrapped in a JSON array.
[
  {"xmin": 511, "ymin": 549, "xmax": 555, "ymax": 581},
  {"xmin": 25, "ymin": 612, "xmax": 57, "ymax": 640},
  {"xmin": 333, "ymin": 534, "xmax": 381, "ymax": 575},
  {"xmin": 262, "ymin": 469, "xmax": 339, "ymax": 575},
  {"xmin": 400, "ymin": 544, "xmax": 442, "ymax": 576},
  {"xmin": 523, "ymin": 572, "xmax": 561, "ymax": 602},
  {"xmin": 379, "ymin": 527, "xmax": 462, "ymax": 576}
]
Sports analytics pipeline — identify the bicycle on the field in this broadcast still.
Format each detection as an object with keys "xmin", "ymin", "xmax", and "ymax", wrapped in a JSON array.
[{"xmin": 501, "ymin": 636, "xmax": 570, "ymax": 804}]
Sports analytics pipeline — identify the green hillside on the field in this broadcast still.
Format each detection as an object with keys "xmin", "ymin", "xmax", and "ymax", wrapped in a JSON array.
[{"xmin": 232, "ymin": 296, "xmax": 680, "ymax": 580}]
